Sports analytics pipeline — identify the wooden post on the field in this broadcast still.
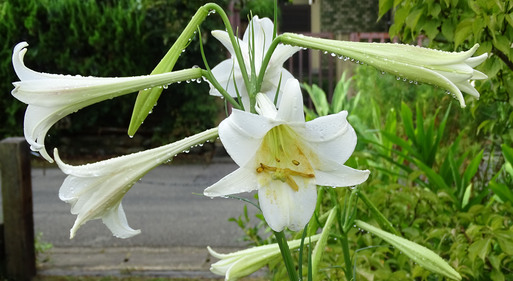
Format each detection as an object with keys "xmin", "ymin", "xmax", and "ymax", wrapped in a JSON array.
[{"xmin": 0, "ymin": 138, "xmax": 36, "ymax": 281}]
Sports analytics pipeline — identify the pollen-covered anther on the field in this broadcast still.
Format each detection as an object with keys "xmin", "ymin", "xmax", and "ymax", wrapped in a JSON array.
[{"xmin": 257, "ymin": 163, "xmax": 314, "ymax": 191}]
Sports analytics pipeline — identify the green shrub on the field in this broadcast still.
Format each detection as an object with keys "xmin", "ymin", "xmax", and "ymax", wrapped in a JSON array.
[{"xmin": 0, "ymin": 0, "xmax": 228, "ymax": 149}]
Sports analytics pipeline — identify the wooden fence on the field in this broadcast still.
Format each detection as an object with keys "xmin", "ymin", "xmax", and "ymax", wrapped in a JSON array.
[{"xmin": 0, "ymin": 137, "xmax": 36, "ymax": 281}]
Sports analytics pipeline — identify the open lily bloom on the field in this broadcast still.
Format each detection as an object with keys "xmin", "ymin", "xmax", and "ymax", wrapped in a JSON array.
[
  {"xmin": 204, "ymin": 79, "xmax": 369, "ymax": 232},
  {"xmin": 11, "ymin": 42, "xmax": 202, "ymax": 162},
  {"xmin": 280, "ymin": 34, "xmax": 488, "ymax": 107},
  {"xmin": 208, "ymin": 234, "xmax": 321, "ymax": 280},
  {"xmin": 209, "ymin": 16, "xmax": 300, "ymax": 110},
  {"xmin": 56, "ymin": 128, "xmax": 218, "ymax": 239}
]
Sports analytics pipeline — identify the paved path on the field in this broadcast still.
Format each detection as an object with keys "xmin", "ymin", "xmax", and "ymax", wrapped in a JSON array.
[{"xmin": 30, "ymin": 157, "xmax": 265, "ymax": 277}]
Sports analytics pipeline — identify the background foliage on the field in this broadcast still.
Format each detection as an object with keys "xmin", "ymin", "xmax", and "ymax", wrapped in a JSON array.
[
  {"xmin": 378, "ymin": 0, "xmax": 513, "ymax": 146},
  {"xmin": 0, "ymin": 0, "xmax": 228, "ymax": 154}
]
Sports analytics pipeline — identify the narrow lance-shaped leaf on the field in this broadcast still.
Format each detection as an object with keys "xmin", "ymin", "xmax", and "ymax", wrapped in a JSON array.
[{"xmin": 355, "ymin": 220, "xmax": 462, "ymax": 280}]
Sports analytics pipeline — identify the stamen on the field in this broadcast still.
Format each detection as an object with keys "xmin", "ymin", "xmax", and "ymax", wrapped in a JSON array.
[
  {"xmin": 292, "ymin": 160, "xmax": 300, "ymax": 166},
  {"xmin": 285, "ymin": 175, "xmax": 299, "ymax": 191},
  {"xmin": 257, "ymin": 163, "xmax": 314, "ymax": 192}
]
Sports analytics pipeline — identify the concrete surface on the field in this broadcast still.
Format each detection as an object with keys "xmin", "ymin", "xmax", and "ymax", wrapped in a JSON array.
[{"xmin": 29, "ymin": 156, "xmax": 267, "ymax": 278}]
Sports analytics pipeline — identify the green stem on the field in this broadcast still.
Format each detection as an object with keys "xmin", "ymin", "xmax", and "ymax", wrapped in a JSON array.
[
  {"xmin": 255, "ymin": 37, "xmax": 281, "ymax": 96},
  {"xmin": 204, "ymin": 3, "xmax": 251, "ymax": 97},
  {"xmin": 340, "ymin": 233, "xmax": 353, "ymax": 280},
  {"xmin": 332, "ymin": 188, "xmax": 353, "ymax": 280},
  {"xmin": 274, "ymin": 231, "xmax": 299, "ymax": 281},
  {"xmin": 359, "ymin": 191, "xmax": 401, "ymax": 236},
  {"xmin": 201, "ymin": 70, "xmax": 242, "ymax": 110}
]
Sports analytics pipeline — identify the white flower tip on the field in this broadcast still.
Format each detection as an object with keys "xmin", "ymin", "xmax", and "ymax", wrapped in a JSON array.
[
  {"xmin": 255, "ymin": 92, "xmax": 277, "ymax": 117},
  {"xmin": 30, "ymin": 144, "xmax": 54, "ymax": 163},
  {"xmin": 207, "ymin": 246, "xmax": 223, "ymax": 259},
  {"xmin": 12, "ymin": 42, "xmax": 30, "ymax": 78},
  {"xmin": 466, "ymin": 52, "xmax": 488, "ymax": 68}
]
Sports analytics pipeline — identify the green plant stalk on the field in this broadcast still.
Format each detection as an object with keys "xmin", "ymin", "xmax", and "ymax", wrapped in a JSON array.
[
  {"xmin": 274, "ymin": 230, "xmax": 299, "ymax": 281},
  {"xmin": 197, "ymin": 28, "xmax": 242, "ymax": 110},
  {"xmin": 331, "ymin": 188, "xmax": 353, "ymax": 279},
  {"xmin": 129, "ymin": 3, "xmax": 249, "ymax": 136},
  {"xmin": 204, "ymin": 3, "xmax": 251, "ymax": 98},
  {"xmin": 201, "ymin": 70, "xmax": 241, "ymax": 110},
  {"xmin": 358, "ymin": 191, "xmax": 401, "ymax": 236},
  {"xmin": 340, "ymin": 232, "xmax": 353, "ymax": 279}
]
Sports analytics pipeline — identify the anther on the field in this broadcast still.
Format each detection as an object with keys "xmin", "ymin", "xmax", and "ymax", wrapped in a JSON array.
[{"xmin": 292, "ymin": 160, "xmax": 300, "ymax": 166}]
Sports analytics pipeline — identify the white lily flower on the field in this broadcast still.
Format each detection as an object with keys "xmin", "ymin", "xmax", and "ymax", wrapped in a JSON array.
[
  {"xmin": 55, "ymin": 127, "xmax": 218, "ymax": 239},
  {"xmin": 280, "ymin": 33, "xmax": 488, "ymax": 107},
  {"xmin": 204, "ymin": 79, "xmax": 369, "ymax": 232},
  {"xmin": 208, "ymin": 234, "xmax": 321, "ymax": 281},
  {"xmin": 209, "ymin": 16, "xmax": 300, "ymax": 110},
  {"xmin": 11, "ymin": 42, "xmax": 202, "ymax": 162}
]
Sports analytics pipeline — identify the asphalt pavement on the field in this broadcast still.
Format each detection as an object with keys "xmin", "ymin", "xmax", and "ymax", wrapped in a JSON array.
[{"xmin": 30, "ymin": 155, "xmax": 265, "ymax": 278}]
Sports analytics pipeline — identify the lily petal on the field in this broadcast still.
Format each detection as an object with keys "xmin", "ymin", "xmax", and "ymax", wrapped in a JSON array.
[
  {"xmin": 301, "ymin": 111, "xmax": 357, "ymax": 164},
  {"xmin": 204, "ymin": 167, "xmax": 258, "ymax": 197},
  {"xmin": 259, "ymin": 180, "xmax": 317, "ymax": 232},
  {"xmin": 276, "ymin": 79, "xmax": 306, "ymax": 123},
  {"xmin": 219, "ymin": 109, "xmax": 274, "ymax": 166},
  {"xmin": 315, "ymin": 164, "xmax": 370, "ymax": 187}
]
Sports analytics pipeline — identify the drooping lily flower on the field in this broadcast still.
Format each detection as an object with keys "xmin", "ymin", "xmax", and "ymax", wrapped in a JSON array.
[
  {"xmin": 209, "ymin": 16, "xmax": 300, "ymax": 110},
  {"xmin": 280, "ymin": 33, "xmax": 488, "ymax": 107},
  {"xmin": 204, "ymin": 79, "xmax": 369, "ymax": 232},
  {"xmin": 11, "ymin": 42, "xmax": 202, "ymax": 162},
  {"xmin": 55, "ymin": 127, "xmax": 218, "ymax": 239},
  {"xmin": 208, "ymin": 234, "xmax": 321, "ymax": 281}
]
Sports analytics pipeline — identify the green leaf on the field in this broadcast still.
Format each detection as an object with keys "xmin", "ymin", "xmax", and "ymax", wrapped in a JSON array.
[
  {"xmin": 505, "ymin": 13, "xmax": 513, "ymax": 27},
  {"xmin": 454, "ymin": 18, "xmax": 474, "ymax": 48},
  {"xmin": 406, "ymin": 7, "xmax": 424, "ymax": 30},
  {"xmin": 311, "ymin": 208, "xmax": 336, "ymax": 280},
  {"xmin": 441, "ymin": 19, "xmax": 455, "ymax": 42},
  {"xmin": 463, "ymin": 150, "xmax": 484, "ymax": 186},
  {"xmin": 302, "ymin": 83, "xmax": 329, "ymax": 117},
  {"xmin": 489, "ymin": 181, "xmax": 513, "ymax": 204},
  {"xmin": 493, "ymin": 35, "xmax": 512, "ymax": 56},
  {"xmin": 461, "ymin": 184, "xmax": 472, "ymax": 209},
  {"xmin": 400, "ymin": 102, "xmax": 416, "ymax": 146},
  {"xmin": 331, "ymin": 71, "xmax": 351, "ymax": 113},
  {"xmin": 355, "ymin": 220, "xmax": 462, "ymax": 281},
  {"xmin": 430, "ymin": 3, "xmax": 441, "ymax": 17},
  {"xmin": 494, "ymin": 229, "xmax": 513, "ymax": 255},
  {"xmin": 422, "ymin": 19, "xmax": 440, "ymax": 39},
  {"xmin": 501, "ymin": 144, "xmax": 513, "ymax": 164},
  {"xmin": 468, "ymin": 237, "xmax": 491, "ymax": 262},
  {"xmin": 378, "ymin": 0, "xmax": 394, "ymax": 19}
]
